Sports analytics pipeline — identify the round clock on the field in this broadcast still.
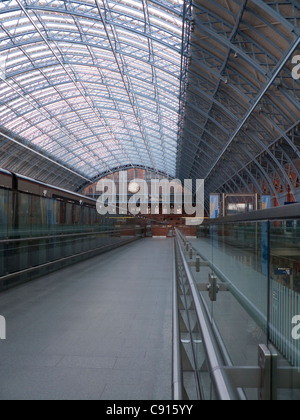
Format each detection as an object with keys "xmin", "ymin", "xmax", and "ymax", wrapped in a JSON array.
[{"xmin": 128, "ymin": 181, "xmax": 141, "ymax": 194}]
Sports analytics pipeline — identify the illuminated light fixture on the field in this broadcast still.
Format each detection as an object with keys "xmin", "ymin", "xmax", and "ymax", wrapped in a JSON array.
[{"xmin": 128, "ymin": 181, "xmax": 140, "ymax": 194}]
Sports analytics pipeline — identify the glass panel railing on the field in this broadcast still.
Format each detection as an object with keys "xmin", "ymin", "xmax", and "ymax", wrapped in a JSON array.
[
  {"xmin": 0, "ymin": 227, "xmax": 144, "ymax": 291},
  {"xmin": 196, "ymin": 223, "xmax": 269, "ymax": 360},
  {"xmin": 269, "ymin": 220, "xmax": 300, "ymax": 400},
  {"xmin": 0, "ymin": 189, "xmax": 129, "ymax": 240},
  {"xmin": 174, "ymin": 236, "xmax": 233, "ymax": 400},
  {"xmin": 176, "ymin": 217, "xmax": 300, "ymax": 400}
]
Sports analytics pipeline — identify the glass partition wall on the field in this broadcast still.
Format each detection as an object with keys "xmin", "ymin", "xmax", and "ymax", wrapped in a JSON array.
[
  {"xmin": 0, "ymin": 188, "xmax": 116, "ymax": 239},
  {"xmin": 177, "ymin": 218, "xmax": 300, "ymax": 400},
  {"xmin": 0, "ymin": 188, "xmax": 144, "ymax": 291}
]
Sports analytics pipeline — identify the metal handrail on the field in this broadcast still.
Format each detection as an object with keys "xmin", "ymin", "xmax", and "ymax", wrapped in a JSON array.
[
  {"xmin": 0, "ymin": 235, "xmax": 140, "ymax": 284},
  {"xmin": 203, "ymin": 202, "xmax": 300, "ymax": 224},
  {"xmin": 174, "ymin": 229, "xmax": 235, "ymax": 400},
  {"xmin": 176, "ymin": 228, "xmax": 267, "ymax": 331},
  {"xmin": 0, "ymin": 227, "xmax": 144, "ymax": 244},
  {"xmin": 172, "ymin": 241, "xmax": 183, "ymax": 401},
  {"xmin": 175, "ymin": 228, "xmax": 300, "ymax": 399}
]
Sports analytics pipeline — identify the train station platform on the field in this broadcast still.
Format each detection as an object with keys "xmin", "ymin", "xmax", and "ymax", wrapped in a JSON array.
[{"xmin": 0, "ymin": 238, "xmax": 173, "ymax": 400}]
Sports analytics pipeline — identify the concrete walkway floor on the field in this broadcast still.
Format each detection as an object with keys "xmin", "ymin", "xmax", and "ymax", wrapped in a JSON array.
[{"xmin": 0, "ymin": 238, "xmax": 174, "ymax": 400}]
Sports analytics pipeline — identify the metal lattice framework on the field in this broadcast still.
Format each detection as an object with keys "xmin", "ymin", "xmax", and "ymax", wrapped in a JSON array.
[
  {"xmin": 0, "ymin": 0, "xmax": 189, "ymax": 188},
  {"xmin": 178, "ymin": 0, "xmax": 300, "ymax": 210},
  {"xmin": 0, "ymin": 0, "xmax": 299, "ymax": 210}
]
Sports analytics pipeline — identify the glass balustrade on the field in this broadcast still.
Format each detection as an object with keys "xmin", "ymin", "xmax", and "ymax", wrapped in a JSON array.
[
  {"xmin": 0, "ymin": 189, "xmax": 144, "ymax": 290},
  {"xmin": 175, "ymin": 218, "xmax": 300, "ymax": 400}
]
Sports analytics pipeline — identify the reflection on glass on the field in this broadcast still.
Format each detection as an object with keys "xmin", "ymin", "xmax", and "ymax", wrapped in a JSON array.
[
  {"xmin": 180, "ymin": 219, "xmax": 300, "ymax": 399},
  {"xmin": 0, "ymin": 189, "xmax": 143, "ymax": 289}
]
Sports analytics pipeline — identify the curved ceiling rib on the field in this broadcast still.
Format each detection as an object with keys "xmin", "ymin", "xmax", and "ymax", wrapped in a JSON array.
[
  {"xmin": 178, "ymin": 0, "xmax": 300, "ymax": 210},
  {"xmin": 0, "ymin": 0, "xmax": 187, "ymax": 185}
]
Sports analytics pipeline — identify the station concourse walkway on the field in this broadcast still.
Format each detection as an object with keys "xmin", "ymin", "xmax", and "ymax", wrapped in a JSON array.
[{"xmin": 0, "ymin": 238, "xmax": 173, "ymax": 400}]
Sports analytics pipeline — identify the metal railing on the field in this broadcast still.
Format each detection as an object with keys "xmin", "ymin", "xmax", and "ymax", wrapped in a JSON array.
[
  {"xmin": 173, "ymin": 227, "xmax": 300, "ymax": 400},
  {"xmin": 202, "ymin": 202, "xmax": 300, "ymax": 224},
  {"xmin": 173, "ymin": 229, "xmax": 239, "ymax": 400},
  {"xmin": 0, "ymin": 227, "xmax": 144, "ymax": 291}
]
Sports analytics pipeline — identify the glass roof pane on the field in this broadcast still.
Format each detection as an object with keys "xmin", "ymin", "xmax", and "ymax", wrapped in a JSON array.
[{"xmin": 0, "ymin": 0, "xmax": 184, "ymax": 179}]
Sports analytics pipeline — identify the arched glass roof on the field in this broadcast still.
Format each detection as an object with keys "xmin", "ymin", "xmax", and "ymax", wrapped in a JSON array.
[
  {"xmin": 0, "ymin": 0, "xmax": 299, "ymax": 209},
  {"xmin": 0, "ymin": 0, "xmax": 187, "ymax": 183}
]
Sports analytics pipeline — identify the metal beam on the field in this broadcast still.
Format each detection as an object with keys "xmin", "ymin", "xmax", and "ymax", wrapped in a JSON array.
[
  {"xmin": 203, "ymin": 37, "xmax": 300, "ymax": 182},
  {"xmin": 0, "ymin": 130, "xmax": 92, "ymax": 183}
]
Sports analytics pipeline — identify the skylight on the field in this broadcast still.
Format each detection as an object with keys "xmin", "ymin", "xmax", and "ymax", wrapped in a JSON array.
[{"xmin": 0, "ymin": 0, "xmax": 186, "ymax": 179}]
